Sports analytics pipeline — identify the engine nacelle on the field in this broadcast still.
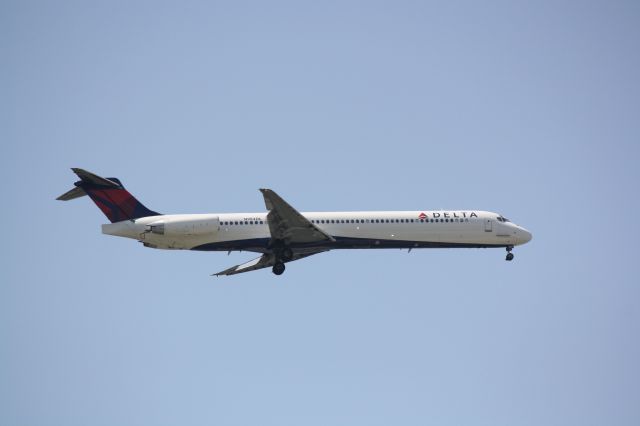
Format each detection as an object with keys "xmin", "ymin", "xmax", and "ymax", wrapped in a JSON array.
[{"xmin": 146, "ymin": 216, "xmax": 219, "ymax": 237}]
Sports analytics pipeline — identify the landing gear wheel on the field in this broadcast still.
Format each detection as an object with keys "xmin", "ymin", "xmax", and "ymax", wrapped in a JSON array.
[
  {"xmin": 281, "ymin": 248, "xmax": 293, "ymax": 262},
  {"xmin": 272, "ymin": 261, "xmax": 286, "ymax": 275},
  {"xmin": 505, "ymin": 246, "xmax": 514, "ymax": 261}
]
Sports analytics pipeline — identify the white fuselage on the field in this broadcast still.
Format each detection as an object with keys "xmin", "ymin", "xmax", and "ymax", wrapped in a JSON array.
[{"xmin": 102, "ymin": 210, "xmax": 532, "ymax": 253}]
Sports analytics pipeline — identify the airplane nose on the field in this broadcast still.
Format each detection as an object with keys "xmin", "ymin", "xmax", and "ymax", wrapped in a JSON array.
[{"xmin": 518, "ymin": 228, "xmax": 532, "ymax": 244}]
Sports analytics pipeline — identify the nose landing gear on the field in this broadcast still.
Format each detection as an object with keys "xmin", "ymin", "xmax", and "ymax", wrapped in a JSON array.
[{"xmin": 505, "ymin": 246, "xmax": 514, "ymax": 261}]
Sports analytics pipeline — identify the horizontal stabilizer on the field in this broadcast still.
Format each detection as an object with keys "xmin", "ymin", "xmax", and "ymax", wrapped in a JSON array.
[
  {"xmin": 71, "ymin": 168, "xmax": 122, "ymax": 188},
  {"xmin": 56, "ymin": 186, "xmax": 87, "ymax": 201}
]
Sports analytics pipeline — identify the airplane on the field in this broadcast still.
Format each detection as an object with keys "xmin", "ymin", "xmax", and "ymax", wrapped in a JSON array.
[{"xmin": 58, "ymin": 168, "xmax": 532, "ymax": 276}]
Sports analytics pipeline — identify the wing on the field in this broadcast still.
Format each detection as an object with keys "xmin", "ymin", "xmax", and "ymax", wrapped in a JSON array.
[
  {"xmin": 214, "ymin": 189, "xmax": 332, "ymax": 276},
  {"xmin": 213, "ymin": 250, "xmax": 326, "ymax": 276},
  {"xmin": 260, "ymin": 188, "xmax": 335, "ymax": 245}
]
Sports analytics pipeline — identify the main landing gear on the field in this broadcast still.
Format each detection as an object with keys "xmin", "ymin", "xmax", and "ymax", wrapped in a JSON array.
[
  {"xmin": 505, "ymin": 246, "xmax": 514, "ymax": 261},
  {"xmin": 272, "ymin": 261, "xmax": 286, "ymax": 275},
  {"xmin": 281, "ymin": 248, "xmax": 293, "ymax": 262},
  {"xmin": 271, "ymin": 242, "xmax": 293, "ymax": 275}
]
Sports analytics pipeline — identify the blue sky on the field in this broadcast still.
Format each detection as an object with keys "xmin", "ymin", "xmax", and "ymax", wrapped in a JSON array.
[{"xmin": 2, "ymin": 1, "xmax": 639, "ymax": 425}]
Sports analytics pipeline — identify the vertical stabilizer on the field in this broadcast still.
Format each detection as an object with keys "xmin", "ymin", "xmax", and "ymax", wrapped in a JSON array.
[{"xmin": 57, "ymin": 168, "xmax": 160, "ymax": 223}]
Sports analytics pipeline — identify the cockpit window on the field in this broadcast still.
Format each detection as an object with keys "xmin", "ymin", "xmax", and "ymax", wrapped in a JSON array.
[{"xmin": 497, "ymin": 215, "xmax": 511, "ymax": 223}]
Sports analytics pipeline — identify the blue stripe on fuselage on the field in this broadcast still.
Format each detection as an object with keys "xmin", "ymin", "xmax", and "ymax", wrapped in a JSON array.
[{"xmin": 190, "ymin": 236, "xmax": 508, "ymax": 252}]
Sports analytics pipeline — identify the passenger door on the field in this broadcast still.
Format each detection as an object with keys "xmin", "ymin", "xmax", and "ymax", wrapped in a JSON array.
[{"xmin": 484, "ymin": 218, "xmax": 493, "ymax": 232}]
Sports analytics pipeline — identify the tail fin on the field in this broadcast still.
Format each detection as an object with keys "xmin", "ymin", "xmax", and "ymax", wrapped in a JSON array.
[{"xmin": 57, "ymin": 168, "xmax": 160, "ymax": 223}]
